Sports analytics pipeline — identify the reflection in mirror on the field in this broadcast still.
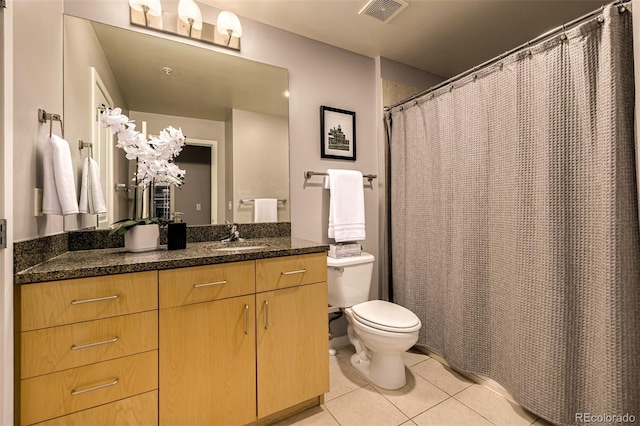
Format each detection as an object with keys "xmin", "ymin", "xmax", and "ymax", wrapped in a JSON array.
[{"xmin": 63, "ymin": 14, "xmax": 290, "ymax": 228}]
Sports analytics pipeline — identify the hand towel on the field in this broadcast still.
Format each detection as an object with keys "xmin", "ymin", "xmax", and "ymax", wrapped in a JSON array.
[
  {"xmin": 254, "ymin": 198, "xmax": 278, "ymax": 223},
  {"xmin": 79, "ymin": 157, "xmax": 107, "ymax": 214},
  {"xmin": 43, "ymin": 135, "xmax": 79, "ymax": 215},
  {"xmin": 326, "ymin": 169, "xmax": 366, "ymax": 242}
]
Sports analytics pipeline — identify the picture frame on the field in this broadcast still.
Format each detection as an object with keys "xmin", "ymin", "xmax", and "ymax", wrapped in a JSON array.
[{"xmin": 320, "ymin": 105, "xmax": 356, "ymax": 161}]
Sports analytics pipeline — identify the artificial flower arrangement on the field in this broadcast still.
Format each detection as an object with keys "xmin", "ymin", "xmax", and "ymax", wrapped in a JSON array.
[{"xmin": 100, "ymin": 107, "xmax": 186, "ymax": 235}]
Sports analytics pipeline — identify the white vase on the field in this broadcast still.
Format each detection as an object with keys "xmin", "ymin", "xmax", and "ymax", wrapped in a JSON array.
[{"xmin": 124, "ymin": 223, "xmax": 160, "ymax": 252}]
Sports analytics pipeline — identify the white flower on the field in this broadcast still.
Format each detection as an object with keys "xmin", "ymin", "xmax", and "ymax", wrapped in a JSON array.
[
  {"xmin": 100, "ymin": 107, "xmax": 186, "ymax": 188},
  {"xmin": 100, "ymin": 108, "xmax": 132, "ymax": 134}
]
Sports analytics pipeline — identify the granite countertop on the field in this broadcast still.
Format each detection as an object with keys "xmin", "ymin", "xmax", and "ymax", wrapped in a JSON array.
[{"xmin": 15, "ymin": 237, "xmax": 329, "ymax": 285}]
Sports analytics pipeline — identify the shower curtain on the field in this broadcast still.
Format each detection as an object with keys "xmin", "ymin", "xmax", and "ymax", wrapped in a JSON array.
[{"xmin": 388, "ymin": 4, "xmax": 639, "ymax": 425}]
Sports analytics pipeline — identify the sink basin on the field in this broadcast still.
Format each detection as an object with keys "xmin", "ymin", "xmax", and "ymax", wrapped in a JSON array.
[{"xmin": 214, "ymin": 245, "xmax": 266, "ymax": 252}]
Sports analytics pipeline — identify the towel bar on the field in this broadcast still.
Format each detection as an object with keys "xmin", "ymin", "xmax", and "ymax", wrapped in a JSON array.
[
  {"xmin": 304, "ymin": 171, "xmax": 377, "ymax": 183},
  {"xmin": 239, "ymin": 198, "xmax": 287, "ymax": 204}
]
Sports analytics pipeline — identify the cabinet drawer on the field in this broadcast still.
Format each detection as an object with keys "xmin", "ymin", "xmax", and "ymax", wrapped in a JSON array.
[
  {"xmin": 32, "ymin": 390, "xmax": 158, "ymax": 426},
  {"xmin": 21, "ymin": 271, "xmax": 158, "ymax": 331},
  {"xmin": 256, "ymin": 253, "xmax": 327, "ymax": 292},
  {"xmin": 22, "ymin": 311, "xmax": 158, "ymax": 378},
  {"xmin": 21, "ymin": 350, "xmax": 158, "ymax": 426},
  {"xmin": 159, "ymin": 261, "xmax": 255, "ymax": 308}
]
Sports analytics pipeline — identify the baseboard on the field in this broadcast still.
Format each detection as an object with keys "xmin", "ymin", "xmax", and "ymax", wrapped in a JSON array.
[{"xmin": 414, "ymin": 345, "xmax": 517, "ymax": 404}]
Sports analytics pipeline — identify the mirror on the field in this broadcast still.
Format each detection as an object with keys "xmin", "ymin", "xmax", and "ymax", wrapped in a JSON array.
[{"xmin": 63, "ymin": 14, "xmax": 290, "ymax": 228}]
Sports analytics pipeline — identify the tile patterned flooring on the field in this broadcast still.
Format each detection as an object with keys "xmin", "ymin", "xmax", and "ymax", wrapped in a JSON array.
[{"xmin": 275, "ymin": 346, "xmax": 556, "ymax": 426}]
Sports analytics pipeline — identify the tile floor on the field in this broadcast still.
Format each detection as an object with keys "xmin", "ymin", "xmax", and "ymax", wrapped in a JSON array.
[{"xmin": 275, "ymin": 346, "xmax": 556, "ymax": 426}]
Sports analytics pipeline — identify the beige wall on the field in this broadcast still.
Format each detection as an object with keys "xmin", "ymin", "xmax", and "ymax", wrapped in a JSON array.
[
  {"xmin": 380, "ymin": 56, "xmax": 445, "ymax": 94},
  {"xmin": 13, "ymin": 1, "xmax": 64, "ymax": 240},
  {"xmin": 224, "ymin": 113, "xmax": 233, "ymax": 223},
  {"xmin": 231, "ymin": 109, "xmax": 289, "ymax": 224}
]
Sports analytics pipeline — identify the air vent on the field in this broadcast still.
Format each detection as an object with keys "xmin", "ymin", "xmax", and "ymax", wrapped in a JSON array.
[{"xmin": 359, "ymin": 0, "xmax": 409, "ymax": 23}]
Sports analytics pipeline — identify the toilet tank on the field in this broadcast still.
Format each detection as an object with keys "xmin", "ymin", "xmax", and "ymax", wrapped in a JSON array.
[{"xmin": 327, "ymin": 252, "xmax": 375, "ymax": 308}]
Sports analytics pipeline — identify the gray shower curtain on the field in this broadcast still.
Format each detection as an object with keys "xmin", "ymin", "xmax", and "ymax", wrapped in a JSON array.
[{"xmin": 388, "ymin": 5, "xmax": 639, "ymax": 425}]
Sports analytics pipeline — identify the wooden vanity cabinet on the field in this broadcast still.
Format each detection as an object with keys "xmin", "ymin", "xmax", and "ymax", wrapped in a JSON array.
[
  {"xmin": 17, "ymin": 251, "xmax": 328, "ymax": 426},
  {"xmin": 18, "ymin": 271, "xmax": 159, "ymax": 426},
  {"xmin": 159, "ymin": 261, "xmax": 257, "ymax": 426},
  {"xmin": 159, "ymin": 253, "xmax": 329, "ymax": 425}
]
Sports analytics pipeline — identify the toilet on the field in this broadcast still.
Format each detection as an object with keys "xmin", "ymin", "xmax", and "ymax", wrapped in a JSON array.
[{"xmin": 327, "ymin": 252, "xmax": 421, "ymax": 390}]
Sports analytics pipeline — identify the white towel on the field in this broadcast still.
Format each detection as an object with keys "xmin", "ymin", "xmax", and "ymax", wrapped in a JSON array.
[
  {"xmin": 254, "ymin": 198, "xmax": 278, "ymax": 223},
  {"xmin": 43, "ymin": 135, "xmax": 79, "ymax": 215},
  {"xmin": 325, "ymin": 169, "xmax": 366, "ymax": 242},
  {"xmin": 79, "ymin": 157, "xmax": 107, "ymax": 214}
]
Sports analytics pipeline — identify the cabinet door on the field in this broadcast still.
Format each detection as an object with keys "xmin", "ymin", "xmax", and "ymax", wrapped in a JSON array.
[
  {"xmin": 160, "ymin": 295, "xmax": 256, "ymax": 426},
  {"xmin": 256, "ymin": 282, "xmax": 329, "ymax": 418}
]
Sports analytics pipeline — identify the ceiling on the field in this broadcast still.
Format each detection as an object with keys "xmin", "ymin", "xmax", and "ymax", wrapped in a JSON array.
[{"xmin": 201, "ymin": 0, "xmax": 610, "ymax": 78}]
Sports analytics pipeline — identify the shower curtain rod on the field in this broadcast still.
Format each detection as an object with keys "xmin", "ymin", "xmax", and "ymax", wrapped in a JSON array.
[{"xmin": 384, "ymin": 0, "xmax": 631, "ymax": 112}]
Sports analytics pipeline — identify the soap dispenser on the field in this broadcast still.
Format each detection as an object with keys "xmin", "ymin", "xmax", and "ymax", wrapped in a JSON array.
[{"xmin": 168, "ymin": 212, "xmax": 187, "ymax": 250}]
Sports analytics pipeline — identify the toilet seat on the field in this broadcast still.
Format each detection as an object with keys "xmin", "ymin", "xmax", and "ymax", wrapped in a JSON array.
[{"xmin": 351, "ymin": 300, "xmax": 421, "ymax": 333}]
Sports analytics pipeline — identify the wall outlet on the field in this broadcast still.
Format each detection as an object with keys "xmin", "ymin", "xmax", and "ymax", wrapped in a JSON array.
[
  {"xmin": 34, "ymin": 188, "xmax": 43, "ymax": 217},
  {"xmin": 196, "ymin": 203, "xmax": 201, "ymax": 211}
]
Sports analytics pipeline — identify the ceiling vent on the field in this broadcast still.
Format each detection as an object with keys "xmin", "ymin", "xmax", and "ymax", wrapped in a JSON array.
[{"xmin": 359, "ymin": 0, "xmax": 409, "ymax": 24}]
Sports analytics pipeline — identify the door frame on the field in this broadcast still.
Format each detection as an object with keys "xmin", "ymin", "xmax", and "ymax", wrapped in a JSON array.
[
  {"xmin": 0, "ymin": 3, "xmax": 14, "ymax": 425},
  {"xmin": 173, "ymin": 138, "xmax": 218, "ymax": 224},
  {"xmin": 90, "ymin": 67, "xmax": 114, "ymax": 228}
]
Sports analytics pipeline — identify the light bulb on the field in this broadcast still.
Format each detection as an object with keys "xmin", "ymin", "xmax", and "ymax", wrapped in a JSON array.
[
  {"xmin": 129, "ymin": 0, "xmax": 162, "ymax": 17},
  {"xmin": 178, "ymin": 0, "xmax": 203, "ymax": 31},
  {"xmin": 216, "ymin": 11, "xmax": 242, "ymax": 38}
]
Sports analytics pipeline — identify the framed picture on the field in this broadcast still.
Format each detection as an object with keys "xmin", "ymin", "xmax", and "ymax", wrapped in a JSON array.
[{"xmin": 320, "ymin": 105, "xmax": 356, "ymax": 161}]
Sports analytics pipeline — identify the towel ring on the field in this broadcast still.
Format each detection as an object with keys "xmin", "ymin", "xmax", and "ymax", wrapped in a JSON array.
[
  {"xmin": 38, "ymin": 109, "xmax": 64, "ymax": 138},
  {"xmin": 78, "ymin": 140, "xmax": 94, "ymax": 158}
]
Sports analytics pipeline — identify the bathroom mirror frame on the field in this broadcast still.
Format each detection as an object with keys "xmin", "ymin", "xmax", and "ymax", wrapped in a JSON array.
[{"xmin": 63, "ymin": 14, "xmax": 290, "ymax": 229}]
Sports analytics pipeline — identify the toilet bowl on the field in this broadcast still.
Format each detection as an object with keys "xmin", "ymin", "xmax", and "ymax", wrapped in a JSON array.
[{"xmin": 327, "ymin": 253, "xmax": 422, "ymax": 390}]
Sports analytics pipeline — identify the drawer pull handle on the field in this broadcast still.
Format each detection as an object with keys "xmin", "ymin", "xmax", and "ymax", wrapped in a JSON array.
[
  {"xmin": 194, "ymin": 280, "xmax": 228, "ymax": 288},
  {"xmin": 71, "ymin": 294, "xmax": 119, "ymax": 305},
  {"xmin": 71, "ymin": 336, "xmax": 119, "ymax": 351},
  {"xmin": 264, "ymin": 300, "xmax": 270, "ymax": 330},
  {"xmin": 281, "ymin": 269, "xmax": 306, "ymax": 276},
  {"xmin": 245, "ymin": 304, "xmax": 250, "ymax": 335},
  {"xmin": 71, "ymin": 378, "xmax": 119, "ymax": 396}
]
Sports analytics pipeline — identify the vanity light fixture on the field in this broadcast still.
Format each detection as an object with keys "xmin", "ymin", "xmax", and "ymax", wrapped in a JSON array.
[
  {"xmin": 129, "ymin": 0, "xmax": 162, "ymax": 26},
  {"xmin": 216, "ymin": 10, "xmax": 243, "ymax": 46},
  {"xmin": 129, "ymin": 0, "xmax": 242, "ymax": 51},
  {"xmin": 178, "ymin": 0, "xmax": 203, "ymax": 37}
]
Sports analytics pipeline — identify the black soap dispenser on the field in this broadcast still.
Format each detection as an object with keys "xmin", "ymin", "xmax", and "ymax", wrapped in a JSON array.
[{"xmin": 168, "ymin": 212, "xmax": 187, "ymax": 250}]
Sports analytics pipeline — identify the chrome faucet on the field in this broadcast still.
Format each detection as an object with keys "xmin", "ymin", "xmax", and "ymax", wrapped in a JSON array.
[{"xmin": 221, "ymin": 221, "xmax": 242, "ymax": 242}]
